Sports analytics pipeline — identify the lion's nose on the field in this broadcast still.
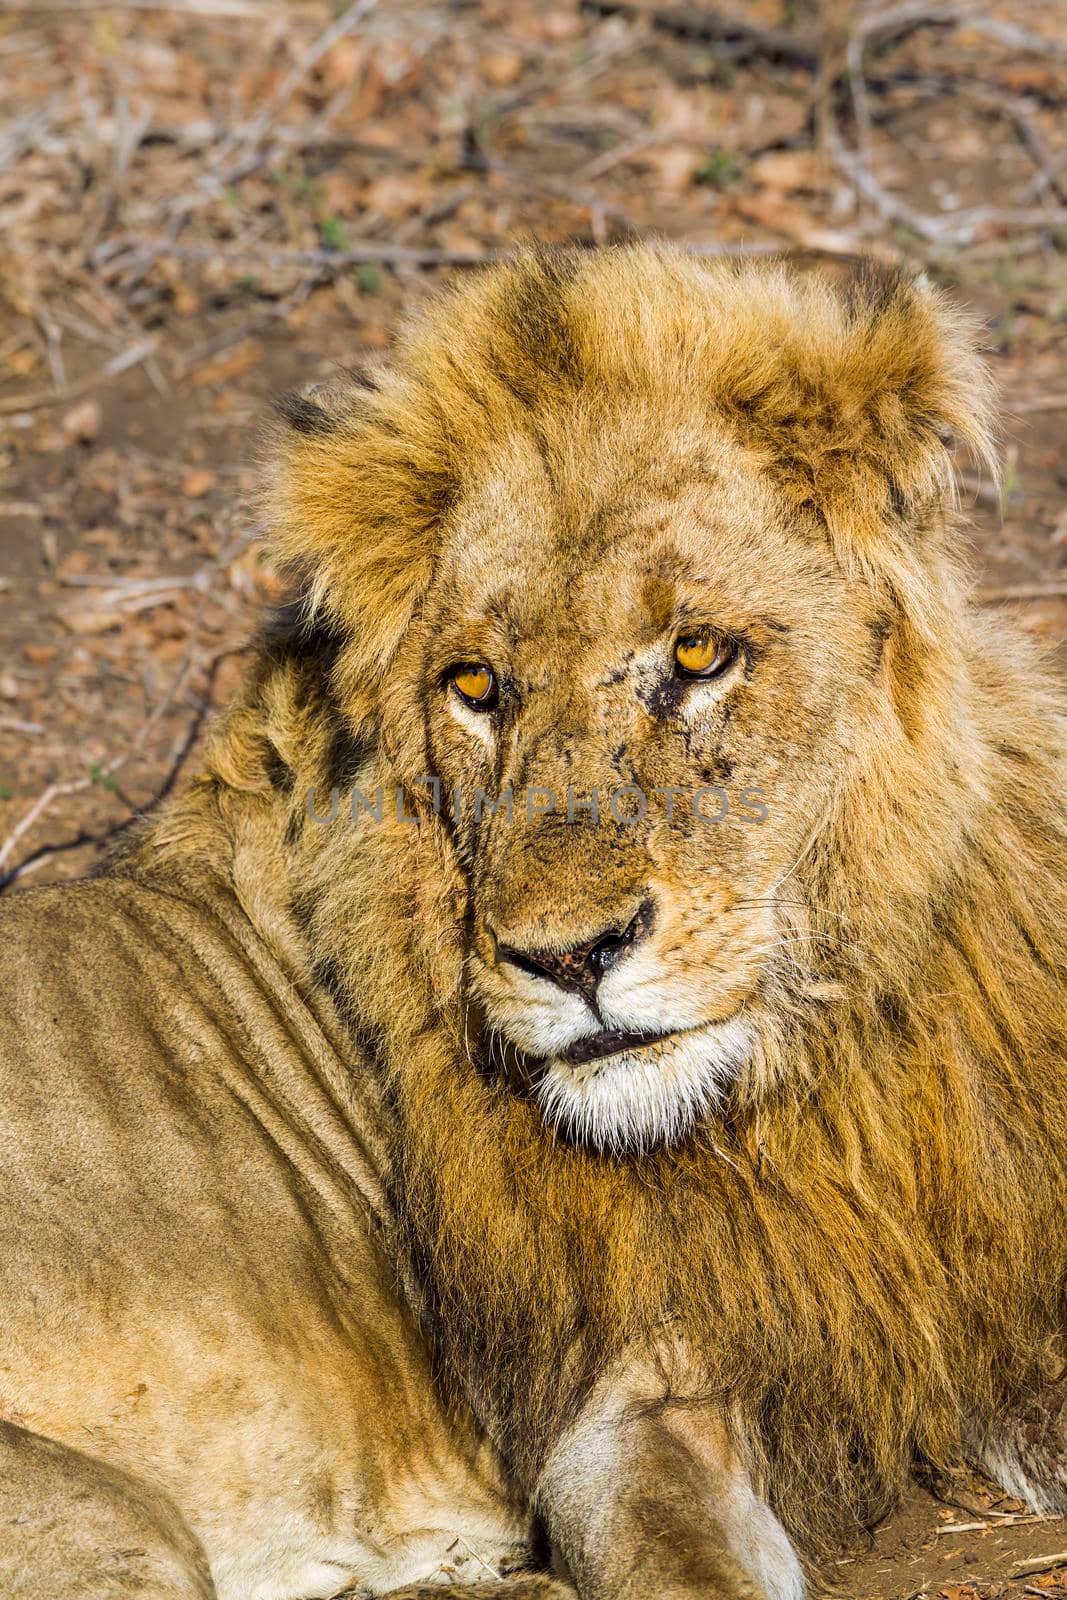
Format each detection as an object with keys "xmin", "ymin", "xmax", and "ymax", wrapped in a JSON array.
[{"xmin": 496, "ymin": 901, "xmax": 653, "ymax": 1006}]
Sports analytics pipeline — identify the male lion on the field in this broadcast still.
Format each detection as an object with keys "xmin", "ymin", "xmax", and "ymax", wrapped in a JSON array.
[{"xmin": 2, "ymin": 244, "xmax": 1066, "ymax": 1600}]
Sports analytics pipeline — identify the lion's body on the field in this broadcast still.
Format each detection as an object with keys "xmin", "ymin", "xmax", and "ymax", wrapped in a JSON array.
[
  {"xmin": 0, "ymin": 876, "xmax": 531, "ymax": 1598},
  {"xmin": 1, "ymin": 244, "xmax": 1066, "ymax": 1600}
]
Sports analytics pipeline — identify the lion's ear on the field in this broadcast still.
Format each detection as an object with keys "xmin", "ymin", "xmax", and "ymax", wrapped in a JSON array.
[
  {"xmin": 712, "ymin": 264, "xmax": 999, "ymax": 555},
  {"xmin": 262, "ymin": 372, "xmax": 455, "ymax": 703}
]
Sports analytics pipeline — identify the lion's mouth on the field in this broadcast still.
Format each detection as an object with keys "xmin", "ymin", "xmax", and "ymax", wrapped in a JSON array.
[{"xmin": 559, "ymin": 1027, "xmax": 674, "ymax": 1065}]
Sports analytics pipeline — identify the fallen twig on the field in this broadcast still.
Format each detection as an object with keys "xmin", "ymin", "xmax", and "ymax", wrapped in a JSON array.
[
  {"xmin": 0, "ymin": 337, "xmax": 159, "ymax": 416},
  {"xmin": 828, "ymin": 9, "xmax": 1067, "ymax": 255},
  {"xmin": 0, "ymin": 522, "xmax": 261, "ymax": 889},
  {"xmin": 828, "ymin": 114, "xmax": 1067, "ymax": 246},
  {"xmin": 1010, "ymin": 1550, "xmax": 1067, "ymax": 1578},
  {"xmin": 853, "ymin": 3, "xmax": 1067, "ymax": 63},
  {"xmin": 1014, "ymin": 395, "xmax": 1067, "ymax": 414},
  {"xmin": 979, "ymin": 583, "xmax": 1067, "ymax": 603},
  {"xmin": 237, "ymin": 0, "xmax": 377, "ymax": 153},
  {"xmin": 0, "ymin": 0, "xmax": 289, "ymax": 13},
  {"xmin": 104, "ymin": 235, "xmax": 792, "ymax": 284},
  {"xmin": 0, "ymin": 647, "xmax": 243, "ymax": 893},
  {"xmin": 0, "ymin": 646, "xmax": 198, "ymax": 879},
  {"xmin": 82, "ymin": 95, "xmax": 155, "ymax": 258},
  {"xmin": 826, "ymin": 123, "xmax": 936, "ymax": 241},
  {"xmin": 985, "ymin": 1511, "xmax": 1065, "ymax": 1525},
  {"xmin": 0, "ymin": 95, "xmax": 64, "ymax": 175},
  {"xmin": 966, "ymin": 15, "xmax": 1067, "ymax": 64},
  {"xmin": 957, "ymin": 84, "xmax": 1067, "ymax": 207},
  {"xmin": 103, "ymin": 241, "xmax": 512, "ymax": 278},
  {"xmin": 579, "ymin": 0, "xmax": 819, "ymax": 68}
]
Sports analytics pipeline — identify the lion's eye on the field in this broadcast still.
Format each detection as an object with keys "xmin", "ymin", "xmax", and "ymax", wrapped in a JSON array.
[
  {"xmin": 449, "ymin": 664, "xmax": 498, "ymax": 710},
  {"xmin": 673, "ymin": 631, "xmax": 736, "ymax": 680}
]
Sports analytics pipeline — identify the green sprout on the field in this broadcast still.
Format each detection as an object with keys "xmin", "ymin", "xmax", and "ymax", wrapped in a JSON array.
[
  {"xmin": 89, "ymin": 763, "xmax": 119, "ymax": 794},
  {"xmin": 693, "ymin": 149, "xmax": 742, "ymax": 189},
  {"xmin": 319, "ymin": 216, "xmax": 350, "ymax": 252}
]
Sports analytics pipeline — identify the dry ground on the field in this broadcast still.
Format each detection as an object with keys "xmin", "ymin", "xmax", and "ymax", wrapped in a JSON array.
[{"xmin": 1, "ymin": 2, "xmax": 1066, "ymax": 1595}]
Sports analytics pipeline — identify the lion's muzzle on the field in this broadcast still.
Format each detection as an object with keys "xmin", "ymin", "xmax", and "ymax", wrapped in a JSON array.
[{"xmin": 493, "ymin": 898, "xmax": 654, "ymax": 1009}]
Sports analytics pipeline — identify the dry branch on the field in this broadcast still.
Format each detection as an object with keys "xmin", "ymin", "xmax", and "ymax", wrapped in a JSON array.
[
  {"xmin": 0, "ymin": 521, "xmax": 260, "ymax": 889},
  {"xmin": 979, "ymin": 583, "xmax": 1067, "ymax": 603},
  {"xmin": 0, "ymin": 337, "xmax": 159, "ymax": 416},
  {"xmin": 828, "ymin": 4, "xmax": 1067, "ymax": 254},
  {"xmin": 1014, "ymin": 395, "xmax": 1067, "ymax": 414},
  {"xmin": 151, "ymin": 241, "xmax": 511, "ymax": 270},
  {"xmin": 214, "ymin": 0, "xmax": 378, "ymax": 166},
  {"xmin": 0, "ymin": 645, "xmax": 198, "ymax": 880},
  {"xmin": 1010, "ymin": 1550, "xmax": 1067, "ymax": 1579},
  {"xmin": 0, "ymin": 645, "xmax": 243, "ymax": 892},
  {"xmin": 578, "ymin": 0, "xmax": 820, "ymax": 67},
  {"xmin": 854, "ymin": 3, "xmax": 1067, "ymax": 63},
  {"xmin": 0, "ymin": 0, "xmax": 289, "ymax": 13}
]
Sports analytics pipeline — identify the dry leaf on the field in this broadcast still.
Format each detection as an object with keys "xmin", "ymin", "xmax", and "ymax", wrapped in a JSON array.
[
  {"xmin": 172, "ymin": 281, "xmax": 199, "ymax": 318},
  {"xmin": 187, "ymin": 342, "xmax": 262, "ymax": 388},
  {"xmin": 993, "ymin": 62, "xmax": 1064, "ymax": 96},
  {"xmin": 749, "ymin": 150, "xmax": 830, "ymax": 193},
  {"xmin": 642, "ymin": 144, "xmax": 701, "ymax": 193},
  {"xmin": 180, "ymin": 468, "xmax": 218, "ymax": 499},
  {"xmin": 60, "ymin": 607, "xmax": 119, "ymax": 637},
  {"xmin": 62, "ymin": 399, "xmax": 102, "ymax": 446},
  {"xmin": 319, "ymin": 172, "xmax": 365, "ymax": 216},
  {"xmin": 56, "ymin": 549, "xmax": 93, "ymax": 580},
  {"xmin": 543, "ymin": 10, "xmax": 583, "ymax": 41},
  {"xmin": 318, "ymin": 36, "xmax": 367, "ymax": 97},
  {"xmin": 8, "ymin": 348, "xmax": 38, "ymax": 378},
  {"xmin": 363, "ymin": 173, "xmax": 429, "ymax": 215},
  {"xmin": 482, "ymin": 49, "xmax": 524, "ymax": 88},
  {"xmin": 83, "ymin": 527, "xmax": 120, "ymax": 551},
  {"xmin": 733, "ymin": 193, "xmax": 857, "ymax": 254},
  {"xmin": 22, "ymin": 644, "xmax": 58, "ymax": 666}
]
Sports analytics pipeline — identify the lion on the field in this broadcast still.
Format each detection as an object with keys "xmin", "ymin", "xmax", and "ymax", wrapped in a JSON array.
[{"xmin": 2, "ymin": 242, "xmax": 1066, "ymax": 1600}]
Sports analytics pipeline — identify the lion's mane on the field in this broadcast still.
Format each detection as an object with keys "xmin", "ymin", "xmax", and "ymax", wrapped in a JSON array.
[{"xmin": 137, "ymin": 245, "xmax": 1067, "ymax": 1564}]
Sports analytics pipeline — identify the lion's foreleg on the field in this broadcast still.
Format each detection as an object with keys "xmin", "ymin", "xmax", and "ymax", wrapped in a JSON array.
[
  {"xmin": 972, "ymin": 1369, "xmax": 1067, "ymax": 1514},
  {"xmin": 534, "ymin": 1355, "xmax": 804, "ymax": 1600}
]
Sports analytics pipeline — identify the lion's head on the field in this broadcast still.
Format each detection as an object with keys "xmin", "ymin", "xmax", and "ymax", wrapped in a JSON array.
[
  {"xmin": 401, "ymin": 389, "xmax": 881, "ymax": 1154},
  {"xmin": 262, "ymin": 243, "xmax": 1001, "ymax": 1154}
]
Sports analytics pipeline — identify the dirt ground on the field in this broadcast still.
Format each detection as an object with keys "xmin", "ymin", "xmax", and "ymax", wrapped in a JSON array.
[{"xmin": 1, "ymin": 2, "xmax": 1066, "ymax": 1594}]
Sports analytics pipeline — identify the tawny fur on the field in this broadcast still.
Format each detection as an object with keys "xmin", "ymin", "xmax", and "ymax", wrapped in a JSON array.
[
  {"xmin": 6, "ymin": 244, "xmax": 1066, "ymax": 1592},
  {"xmin": 149, "ymin": 245, "xmax": 1067, "ymax": 1559}
]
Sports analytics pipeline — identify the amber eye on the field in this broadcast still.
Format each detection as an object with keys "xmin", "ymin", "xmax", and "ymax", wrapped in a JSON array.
[
  {"xmin": 449, "ymin": 663, "xmax": 498, "ymax": 710},
  {"xmin": 673, "ymin": 631, "xmax": 736, "ymax": 679}
]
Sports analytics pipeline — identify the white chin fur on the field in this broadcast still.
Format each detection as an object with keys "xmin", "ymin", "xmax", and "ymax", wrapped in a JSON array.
[{"xmin": 534, "ymin": 1017, "xmax": 752, "ymax": 1154}]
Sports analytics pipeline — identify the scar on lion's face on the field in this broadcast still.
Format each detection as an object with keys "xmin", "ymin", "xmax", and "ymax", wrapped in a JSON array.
[{"xmin": 376, "ymin": 431, "xmax": 862, "ymax": 1150}]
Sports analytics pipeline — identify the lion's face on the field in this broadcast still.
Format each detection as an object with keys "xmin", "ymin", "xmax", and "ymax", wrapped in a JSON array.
[{"xmin": 411, "ymin": 418, "xmax": 878, "ymax": 1152}]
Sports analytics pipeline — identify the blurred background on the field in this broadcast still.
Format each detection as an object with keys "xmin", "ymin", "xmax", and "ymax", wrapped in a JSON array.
[{"xmin": 0, "ymin": 1, "xmax": 1066, "ymax": 1591}]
